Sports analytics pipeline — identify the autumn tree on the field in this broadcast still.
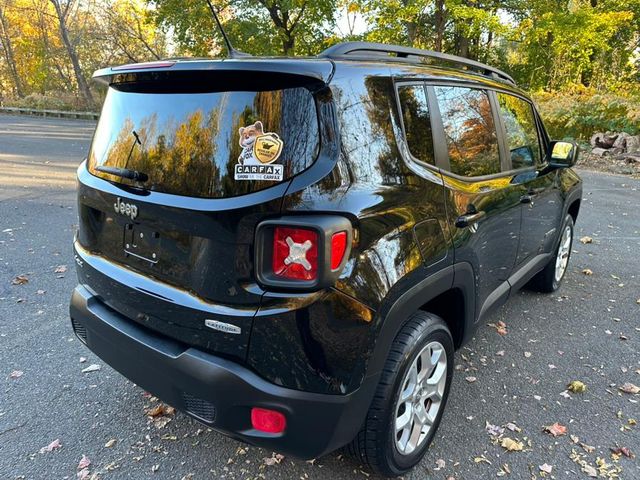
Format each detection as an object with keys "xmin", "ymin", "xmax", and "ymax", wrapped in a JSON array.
[
  {"xmin": 0, "ymin": 1, "xmax": 23, "ymax": 97},
  {"xmin": 49, "ymin": 0, "xmax": 94, "ymax": 106}
]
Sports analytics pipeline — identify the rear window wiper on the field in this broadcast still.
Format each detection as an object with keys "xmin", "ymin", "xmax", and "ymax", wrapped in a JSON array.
[{"xmin": 95, "ymin": 165, "xmax": 149, "ymax": 182}]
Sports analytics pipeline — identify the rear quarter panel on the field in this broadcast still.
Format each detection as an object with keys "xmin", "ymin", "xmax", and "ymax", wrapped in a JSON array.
[{"xmin": 248, "ymin": 64, "xmax": 453, "ymax": 394}]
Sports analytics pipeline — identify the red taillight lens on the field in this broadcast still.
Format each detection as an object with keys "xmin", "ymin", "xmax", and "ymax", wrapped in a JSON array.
[
  {"xmin": 251, "ymin": 407, "xmax": 286, "ymax": 433},
  {"xmin": 330, "ymin": 231, "xmax": 348, "ymax": 270},
  {"xmin": 272, "ymin": 227, "xmax": 318, "ymax": 281}
]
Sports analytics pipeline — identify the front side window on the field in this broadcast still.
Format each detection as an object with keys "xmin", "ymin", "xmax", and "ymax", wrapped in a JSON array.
[
  {"xmin": 397, "ymin": 84, "xmax": 434, "ymax": 165},
  {"xmin": 496, "ymin": 93, "xmax": 541, "ymax": 169},
  {"xmin": 434, "ymin": 86, "xmax": 500, "ymax": 177}
]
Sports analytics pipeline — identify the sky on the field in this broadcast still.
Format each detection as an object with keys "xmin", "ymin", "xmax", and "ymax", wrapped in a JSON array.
[{"xmin": 335, "ymin": 7, "xmax": 367, "ymax": 37}]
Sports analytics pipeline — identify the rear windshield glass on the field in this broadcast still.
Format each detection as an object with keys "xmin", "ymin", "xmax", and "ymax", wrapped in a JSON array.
[{"xmin": 88, "ymin": 86, "xmax": 319, "ymax": 198}]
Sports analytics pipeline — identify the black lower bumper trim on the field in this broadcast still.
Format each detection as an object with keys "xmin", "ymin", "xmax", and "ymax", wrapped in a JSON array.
[{"xmin": 69, "ymin": 285, "xmax": 377, "ymax": 459}]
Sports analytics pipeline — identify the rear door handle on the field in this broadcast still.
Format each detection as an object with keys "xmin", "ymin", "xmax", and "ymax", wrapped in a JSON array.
[{"xmin": 455, "ymin": 211, "xmax": 486, "ymax": 228}]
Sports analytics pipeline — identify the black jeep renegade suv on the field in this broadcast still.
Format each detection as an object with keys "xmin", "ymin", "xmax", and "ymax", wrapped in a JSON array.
[{"xmin": 69, "ymin": 42, "xmax": 582, "ymax": 476}]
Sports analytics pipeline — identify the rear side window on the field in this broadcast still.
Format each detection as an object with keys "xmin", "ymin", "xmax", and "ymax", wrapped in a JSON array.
[
  {"xmin": 88, "ymin": 86, "xmax": 319, "ymax": 198},
  {"xmin": 434, "ymin": 86, "xmax": 500, "ymax": 177},
  {"xmin": 496, "ymin": 93, "xmax": 541, "ymax": 169},
  {"xmin": 397, "ymin": 85, "xmax": 434, "ymax": 165}
]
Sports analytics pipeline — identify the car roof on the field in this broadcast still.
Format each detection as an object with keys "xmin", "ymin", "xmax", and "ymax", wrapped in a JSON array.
[
  {"xmin": 330, "ymin": 59, "xmax": 531, "ymax": 99},
  {"xmin": 94, "ymin": 42, "xmax": 529, "ymax": 99}
]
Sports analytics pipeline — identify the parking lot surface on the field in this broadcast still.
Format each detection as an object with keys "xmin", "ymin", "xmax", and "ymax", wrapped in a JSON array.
[{"xmin": 1, "ymin": 114, "xmax": 639, "ymax": 479}]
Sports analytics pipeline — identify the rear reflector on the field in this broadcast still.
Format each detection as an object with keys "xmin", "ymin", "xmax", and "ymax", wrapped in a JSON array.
[
  {"xmin": 330, "ymin": 231, "xmax": 348, "ymax": 270},
  {"xmin": 251, "ymin": 407, "xmax": 286, "ymax": 433},
  {"xmin": 272, "ymin": 227, "xmax": 318, "ymax": 281}
]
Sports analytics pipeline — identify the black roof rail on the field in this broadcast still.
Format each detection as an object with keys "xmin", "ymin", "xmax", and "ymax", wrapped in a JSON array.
[{"xmin": 319, "ymin": 41, "xmax": 515, "ymax": 85}]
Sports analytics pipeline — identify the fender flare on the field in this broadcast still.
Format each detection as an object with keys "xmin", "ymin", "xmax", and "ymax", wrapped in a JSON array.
[
  {"xmin": 563, "ymin": 186, "xmax": 582, "ymax": 219},
  {"xmin": 365, "ymin": 262, "xmax": 476, "ymax": 377}
]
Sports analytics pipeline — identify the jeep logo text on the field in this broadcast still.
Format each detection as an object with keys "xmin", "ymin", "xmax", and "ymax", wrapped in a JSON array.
[{"xmin": 114, "ymin": 197, "xmax": 138, "ymax": 220}]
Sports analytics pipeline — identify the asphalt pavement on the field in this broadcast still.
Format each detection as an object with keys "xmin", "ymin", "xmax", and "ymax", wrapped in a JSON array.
[{"xmin": 1, "ymin": 114, "xmax": 638, "ymax": 479}]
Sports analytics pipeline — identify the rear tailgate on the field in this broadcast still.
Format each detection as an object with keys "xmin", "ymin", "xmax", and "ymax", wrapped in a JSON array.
[{"xmin": 75, "ymin": 59, "xmax": 332, "ymax": 361}]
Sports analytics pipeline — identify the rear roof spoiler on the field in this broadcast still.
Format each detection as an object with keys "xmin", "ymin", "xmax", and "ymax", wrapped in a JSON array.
[{"xmin": 92, "ymin": 58, "xmax": 334, "ymax": 85}]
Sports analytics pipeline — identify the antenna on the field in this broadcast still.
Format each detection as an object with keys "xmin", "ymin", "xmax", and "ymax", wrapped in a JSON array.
[{"xmin": 204, "ymin": 0, "xmax": 248, "ymax": 58}]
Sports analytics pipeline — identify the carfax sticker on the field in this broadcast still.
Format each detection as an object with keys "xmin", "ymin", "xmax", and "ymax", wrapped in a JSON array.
[{"xmin": 234, "ymin": 121, "xmax": 284, "ymax": 181}]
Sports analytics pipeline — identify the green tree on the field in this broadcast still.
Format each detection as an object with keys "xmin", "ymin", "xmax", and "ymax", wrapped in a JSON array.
[{"xmin": 148, "ymin": 0, "xmax": 337, "ymax": 56}]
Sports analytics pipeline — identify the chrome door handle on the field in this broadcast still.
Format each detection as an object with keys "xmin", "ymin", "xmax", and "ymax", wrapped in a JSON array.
[{"xmin": 455, "ymin": 211, "xmax": 486, "ymax": 228}]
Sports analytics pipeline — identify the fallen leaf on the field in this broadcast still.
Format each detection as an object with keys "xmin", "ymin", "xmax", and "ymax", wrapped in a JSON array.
[
  {"xmin": 105, "ymin": 439, "xmax": 117, "ymax": 448},
  {"xmin": 567, "ymin": 380, "xmax": 586, "ymax": 393},
  {"xmin": 79, "ymin": 357, "xmax": 87, "ymax": 363},
  {"xmin": 496, "ymin": 350, "xmax": 505, "ymax": 356},
  {"xmin": 36, "ymin": 289, "xmax": 46, "ymax": 295},
  {"xmin": 582, "ymin": 464, "xmax": 597, "ymax": 478},
  {"xmin": 39, "ymin": 439, "xmax": 62, "ymax": 453},
  {"xmin": 473, "ymin": 455, "xmax": 492, "ymax": 465},
  {"xmin": 539, "ymin": 463, "xmax": 553, "ymax": 474},
  {"xmin": 524, "ymin": 351, "xmax": 532, "ymax": 358},
  {"xmin": 154, "ymin": 417, "xmax": 172, "ymax": 429},
  {"xmin": 580, "ymin": 236, "xmax": 593, "ymax": 244},
  {"xmin": 488, "ymin": 321, "xmax": 507, "ymax": 335},
  {"xmin": 151, "ymin": 464, "xmax": 159, "ymax": 472},
  {"xmin": 465, "ymin": 376, "xmax": 477, "ymax": 383},
  {"xmin": 544, "ymin": 422, "xmax": 568, "ymax": 437},
  {"xmin": 54, "ymin": 265, "xmax": 68, "ymax": 274},
  {"xmin": 610, "ymin": 446, "xmax": 634, "ymax": 458},
  {"xmin": 582, "ymin": 268, "xmax": 593, "ymax": 275},
  {"xmin": 501, "ymin": 437, "xmax": 524, "ymax": 452},
  {"xmin": 81, "ymin": 364, "xmax": 100, "ymax": 373},
  {"xmin": 77, "ymin": 455, "xmax": 91, "ymax": 470},
  {"xmin": 11, "ymin": 274, "xmax": 28, "ymax": 285},
  {"xmin": 77, "ymin": 468, "xmax": 90, "ymax": 480},
  {"xmin": 146, "ymin": 405, "xmax": 165, "ymax": 417},
  {"xmin": 505, "ymin": 422, "xmax": 521, "ymax": 433},
  {"xmin": 485, "ymin": 421, "xmax": 504, "ymax": 436},
  {"xmin": 496, "ymin": 321, "xmax": 507, "ymax": 335},
  {"xmin": 9, "ymin": 370, "xmax": 23, "ymax": 379},
  {"xmin": 595, "ymin": 457, "xmax": 622, "ymax": 477},
  {"xmin": 496, "ymin": 463, "xmax": 511, "ymax": 477},
  {"xmin": 619, "ymin": 383, "xmax": 639, "ymax": 394},
  {"xmin": 146, "ymin": 403, "xmax": 175, "ymax": 418},
  {"xmin": 434, "ymin": 458, "xmax": 446, "ymax": 471},
  {"xmin": 263, "ymin": 453, "xmax": 285, "ymax": 466}
]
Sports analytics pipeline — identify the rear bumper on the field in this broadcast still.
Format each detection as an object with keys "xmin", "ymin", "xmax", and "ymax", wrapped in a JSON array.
[{"xmin": 69, "ymin": 285, "xmax": 376, "ymax": 459}]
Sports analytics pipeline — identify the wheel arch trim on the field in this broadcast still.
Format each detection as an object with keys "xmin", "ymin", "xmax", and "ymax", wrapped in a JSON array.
[{"xmin": 365, "ymin": 262, "xmax": 476, "ymax": 377}]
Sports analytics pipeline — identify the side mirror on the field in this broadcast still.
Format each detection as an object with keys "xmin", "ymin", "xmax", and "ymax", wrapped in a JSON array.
[{"xmin": 549, "ymin": 140, "xmax": 579, "ymax": 168}]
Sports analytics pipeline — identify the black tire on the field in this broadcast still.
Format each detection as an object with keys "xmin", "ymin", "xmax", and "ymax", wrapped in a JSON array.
[
  {"xmin": 528, "ymin": 214, "xmax": 574, "ymax": 293},
  {"xmin": 347, "ymin": 311, "xmax": 454, "ymax": 477}
]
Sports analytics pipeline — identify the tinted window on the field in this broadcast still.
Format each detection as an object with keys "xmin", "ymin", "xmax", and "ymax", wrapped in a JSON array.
[
  {"xmin": 497, "ymin": 93, "xmax": 541, "ymax": 169},
  {"xmin": 88, "ymin": 87, "xmax": 319, "ymax": 198},
  {"xmin": 397, "ymin": 85, "xmax": 434, "ymax": 164},
  {"xmin": 434, "ymin": 86, "xmax": 500, "ymax": 177}
]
